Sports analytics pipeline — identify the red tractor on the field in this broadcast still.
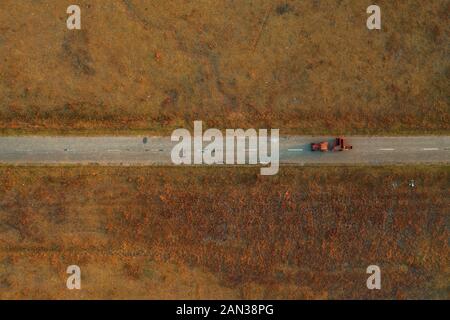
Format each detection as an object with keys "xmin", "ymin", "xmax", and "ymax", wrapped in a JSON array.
[
  {"xmin": 311, "ymin": 137, "xmax": 352, "ymax": 152},
  {"xmin": 333, "ymin": 137, "xmax": 353, "ymax": 151}
]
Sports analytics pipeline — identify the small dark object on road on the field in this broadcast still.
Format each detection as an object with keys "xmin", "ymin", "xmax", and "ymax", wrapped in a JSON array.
[{"xmin": 143, "ymin": 137, "xmax": 148, "ymax": 144}]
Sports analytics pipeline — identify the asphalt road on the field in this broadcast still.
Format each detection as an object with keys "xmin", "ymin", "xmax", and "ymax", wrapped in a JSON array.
[{"xmin": 0, "ymin": 136, "xmax": 449, "ymax": 165}]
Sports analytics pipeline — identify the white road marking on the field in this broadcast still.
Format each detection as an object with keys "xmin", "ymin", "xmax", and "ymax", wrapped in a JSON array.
[
  {"xmin": 107, "ymin": 149, "xmax": 121, "ymax": 153},
  {"xmin": 288, "ymin": 149, "xmax": 303, "ymax": 152},
  {"xmin": 423, "ymin": 148, "xmax": 439, "ymax": 151},
  {"xmin": 379, "ymin": 148, "xmax": 395, "ymax": 151},
  {"xmin": 246, "ymin": 148, "xmax": 257, "ymax": 152}
]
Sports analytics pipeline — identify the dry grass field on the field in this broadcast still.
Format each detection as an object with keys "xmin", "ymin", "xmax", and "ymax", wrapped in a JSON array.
[
  {"xmin": 0, "ymin": 0, "xmax": 448, "ymax": 135},
  {"xmin": 0, "ymin": 165, "xmax": 448, "ymax": 299}
]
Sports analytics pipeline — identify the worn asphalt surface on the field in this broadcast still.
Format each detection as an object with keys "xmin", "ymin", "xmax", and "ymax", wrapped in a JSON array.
[{"xmin": 0, "ymin": 136, "xmax": 449, "ymax": 166}]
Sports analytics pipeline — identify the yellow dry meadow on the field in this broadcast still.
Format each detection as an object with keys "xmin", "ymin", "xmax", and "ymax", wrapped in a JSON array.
[{"xmin": 0, "ymin": 0, "xmax": 448, "ymax": 134}]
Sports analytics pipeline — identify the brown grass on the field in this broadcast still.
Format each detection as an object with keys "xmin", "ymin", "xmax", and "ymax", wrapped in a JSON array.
[
  {"xmin": 0, "ymin": 165, "xmax": 448, "ymax": 299},
  {"xmin": 0, "ymin": 0, "xmax": 449, "ymax": 135}
]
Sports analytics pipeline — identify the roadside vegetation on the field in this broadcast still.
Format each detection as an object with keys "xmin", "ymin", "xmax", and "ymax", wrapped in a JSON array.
[
  {"xmin": 0, "ymin": 0, "xmax": 449, "ymax": 135},
  {"xmin": 0, "ymin": 165, "xmax": 448, "ymax": 299}
]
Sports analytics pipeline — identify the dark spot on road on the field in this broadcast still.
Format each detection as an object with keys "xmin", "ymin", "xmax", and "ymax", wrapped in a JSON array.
[{"xmin": 143, "ymin": 137, "xmax": 148, "ymax": 144}]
